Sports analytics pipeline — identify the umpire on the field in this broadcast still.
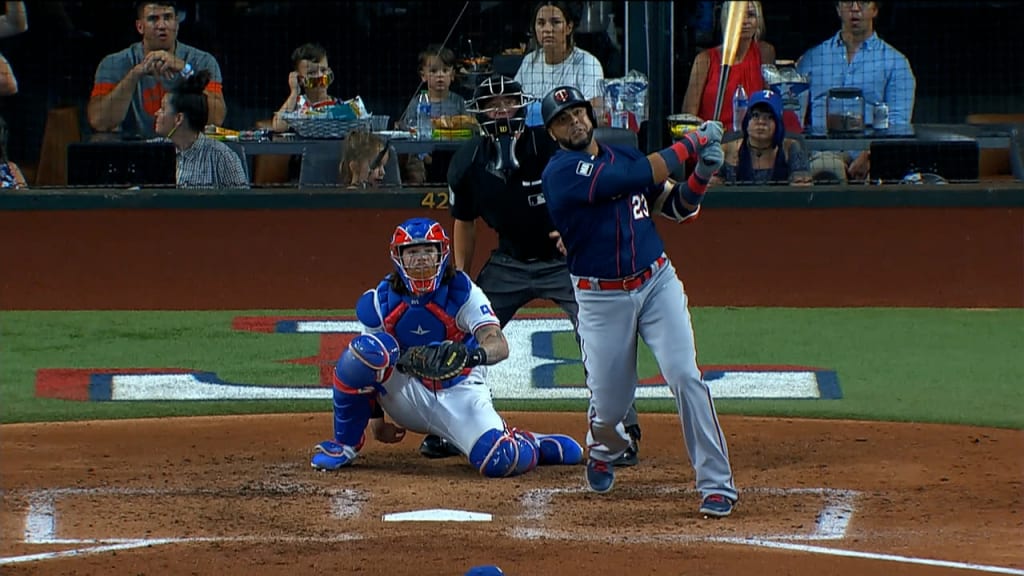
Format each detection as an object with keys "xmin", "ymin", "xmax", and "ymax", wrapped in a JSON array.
[{"xmin": 417, "ymin": 75, "xmax": 641, "ymax": 466}]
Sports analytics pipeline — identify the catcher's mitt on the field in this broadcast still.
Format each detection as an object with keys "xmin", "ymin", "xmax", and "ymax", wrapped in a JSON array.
[{"xmin": 396, "ymin": 341, "xmax": 473, "ymax": 380}]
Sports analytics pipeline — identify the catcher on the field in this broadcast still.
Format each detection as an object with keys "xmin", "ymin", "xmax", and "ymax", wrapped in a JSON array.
[{"xmin": 310, "ymin": 217, "xmax": 584, "ymax": 477}]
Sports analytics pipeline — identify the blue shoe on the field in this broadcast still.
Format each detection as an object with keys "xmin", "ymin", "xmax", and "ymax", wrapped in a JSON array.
[
  {"xmin": 535, "ymin": 434, "xmax": 584, "ymax": 465},
  {"xmin": 585, "ymin": 459, "xmax": 615, "ymax": 493},
  {"xmin": 310, "ymin": 440, "xmax": 357, "ymax": 471},
  {"xmin": 699, "ymin": 494, "xmax": 735, "ymax": 518}
]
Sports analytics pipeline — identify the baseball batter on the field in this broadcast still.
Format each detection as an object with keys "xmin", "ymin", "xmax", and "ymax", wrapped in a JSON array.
[
  {"xmin": 309, "ymin": 217, "xmax": 584, "ymax": 478},
  {"xmin": 539, "ymin": 86, "xmax": 738, "ymax": 517}
]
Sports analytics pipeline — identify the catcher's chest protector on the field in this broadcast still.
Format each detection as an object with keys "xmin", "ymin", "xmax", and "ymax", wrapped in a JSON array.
[{"xmin": 378, "ymin": 275, "xmax": 473, "ymax": 349}]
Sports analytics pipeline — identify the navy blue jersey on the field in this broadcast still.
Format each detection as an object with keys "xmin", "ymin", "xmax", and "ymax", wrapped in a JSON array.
[{"xmin": 541, "ymin": 142, "xmax": 665, "ymax": 278}]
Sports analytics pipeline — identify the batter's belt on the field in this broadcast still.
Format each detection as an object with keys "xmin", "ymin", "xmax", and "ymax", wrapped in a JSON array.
[{"xmin": 575, "ymin": 255, "xmax": 668, "ymax": 291}]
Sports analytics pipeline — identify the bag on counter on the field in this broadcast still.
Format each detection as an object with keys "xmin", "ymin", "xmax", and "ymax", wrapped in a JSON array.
[
  {"xmin": 602, "ymin": 70, "xmax": 649, "ymax": 133},
  {"xmin": 762, "ymin": 61, "xmax": 809, "ymax": 133}
]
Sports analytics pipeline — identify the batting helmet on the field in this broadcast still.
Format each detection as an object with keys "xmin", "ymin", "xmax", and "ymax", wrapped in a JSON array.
[
  {"xmin": 389, "ymin": 217, "xmax": 452, "ymax": 296},
  {"xmin": 541, "ymin": 85, "xmax": 595, "ymax": 129}
]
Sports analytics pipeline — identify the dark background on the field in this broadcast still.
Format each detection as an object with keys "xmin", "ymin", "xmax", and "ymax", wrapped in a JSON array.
[{"xmin": 0, "ymin": 0, "xmax": 1020, "ymax": 167}]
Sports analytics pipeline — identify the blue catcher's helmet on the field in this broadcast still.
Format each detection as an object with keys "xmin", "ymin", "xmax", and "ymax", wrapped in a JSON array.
[
  {"xmin": 335, "ymin": 332, "xmax": 400, "ymax": 393},
  {"xmin": 389, "ymin": 217, "xmax": 451, "ymax": 295}
]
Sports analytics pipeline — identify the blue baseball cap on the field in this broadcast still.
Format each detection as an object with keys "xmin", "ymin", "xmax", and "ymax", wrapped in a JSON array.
[
  {"xmin": 465, "ymin": 566, "xmax": 505, "ymax": 576},
  {"xmin": 743, "ymin": 89, "xmax": 785, "ymax": 147}
]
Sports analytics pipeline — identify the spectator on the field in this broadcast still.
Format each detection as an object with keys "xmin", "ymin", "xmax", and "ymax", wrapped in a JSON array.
[
  {"xmin": 0, "ymin": 116, "xmax": 27, "ymax": 189},
  {"xmin": 88, "ymin": 1, "xmax": 226, "ymax": 137},
  {"xmin": 716, "ymin": 89, "xmax": 811, "ymax": 186},
  {"xmin": 0, "ymin": 1, "xmax": 28, "ymax": 96},
  {"xmin": 0, "ymin": 53, "xmax": 16, "ymax": 96},
  {"xmin": 397, "ymin": 44, "xmax": 466, "ymax": 185},
  {"xmin": 516, "ymin": 1, "xmax": 604, "ymax": 125},
  {"xmin": 681, "ymin": 1, "xmax": 774, "ymax": 131},
  {"xmin": 397, "ymin": 44, "xmax": 466, "ymax": 129},
  {"xmin": 797, "ymin": 1, "xmax": 915, "ymax": 182},
  {"xmin": 0, "ymin": 1, "xmax": 27, "ymax": 37},
  {"xmin": 153, "ymin": 69, "xmax": 248, "ymax": 189},
  {"xmin": 338, "ymin": 131, "xmax": 390, "ymax": 189},
  {"xmin": 271, "ymin": 42, "xmax": 339, "ymax": 133}
]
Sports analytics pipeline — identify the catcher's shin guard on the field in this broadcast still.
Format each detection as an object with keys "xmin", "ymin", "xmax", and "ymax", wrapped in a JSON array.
[
  {"xmin": 468, "ymin": 428, "xmax": 539, "ymax": 478},
  {"xmin": 331, "ymin": 388, "xmax": 372, "ymax": 447},
  {"xmin": 311, "ymin": 440, "xmax": 360, "ymax": 471},
  {"xmin": 533, "ymin": 433, "xmax": 584, "ymax": 465}
]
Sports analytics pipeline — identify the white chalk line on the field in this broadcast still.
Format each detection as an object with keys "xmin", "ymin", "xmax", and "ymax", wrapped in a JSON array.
[
  {"xmin": 514, "ymin": 486, "xmax": 1023, "ymax": 574},
  {"xmin": 714, "ymin": 538, "xmax": 1024, "ymax": 576},
  {"xmin": 518, "ymin": 486, "xmax": 856, "ymax": 540},
  {"xmin": 5, "ymin": 485, "xmax": 1021, "ymax": 574}
]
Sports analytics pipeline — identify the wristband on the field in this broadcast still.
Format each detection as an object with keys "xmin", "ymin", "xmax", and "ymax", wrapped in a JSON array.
[
  {"xmin": 180, "ymin": 62, "xmax": 194, "ymax": 79},
  {"xmin": 657, "ymin": 141, "xmax": 691, "ymax": 175},
  {"xmin": 467, "ymin": 347, "xmax": 488, "ymax": 368}
]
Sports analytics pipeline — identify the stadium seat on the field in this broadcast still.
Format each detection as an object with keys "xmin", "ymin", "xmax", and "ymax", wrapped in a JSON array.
[{"xmin": 36, "ymin": 106, "xmax": 82, "ymax": 186}]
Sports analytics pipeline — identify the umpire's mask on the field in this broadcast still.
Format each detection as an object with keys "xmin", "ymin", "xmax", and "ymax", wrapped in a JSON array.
[{"xmin": 467, "ymin": 75, "xmax": 529, "ymax": 175}]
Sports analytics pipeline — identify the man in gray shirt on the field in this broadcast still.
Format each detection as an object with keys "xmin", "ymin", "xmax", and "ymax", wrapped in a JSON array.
[{"xmin": 88, "ymin": 1, "xmax": 226, "ymax": 138}]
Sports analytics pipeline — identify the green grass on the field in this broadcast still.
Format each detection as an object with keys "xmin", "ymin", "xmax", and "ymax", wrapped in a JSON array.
[{"xmin": 2, "ymin": 309, "xmax": 1022, "ymax": 428}]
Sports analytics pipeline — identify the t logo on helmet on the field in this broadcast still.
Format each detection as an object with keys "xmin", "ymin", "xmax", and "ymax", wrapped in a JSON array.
[{"xmin": 553, "ymin": 89, "xmax": 571, "ymax": 103}]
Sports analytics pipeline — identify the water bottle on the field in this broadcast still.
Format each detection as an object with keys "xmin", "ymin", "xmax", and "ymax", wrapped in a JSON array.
[
  {"xmin": 732, "ymin": 85, "xmax": 748, "ymax": 133},
  {"xmin": 416, "ymin": 90, "xmax": 433, "ymax": 141},
  {"xmin": 611, "ymin": 94, "xmax": 627, "ymax": 129}
]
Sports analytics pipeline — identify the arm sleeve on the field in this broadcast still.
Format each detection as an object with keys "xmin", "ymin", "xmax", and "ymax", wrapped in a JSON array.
[
  {"xmin": 588, "ymin": 150, "xmax": 658, "ymax": 201},
  {"xmin": 447, "ymin": 141, "xmax": 479, "ymax": 221},
  {"xmin": 578, "ymin": 53, "xmax": 605, "ymax": 101},
  {"xmin": 190, "ymin": 51, "xmax": 224, "ymax": 93},
  {"xmin": 90, "ymin": 53, "xmax": 127, "ymax": 97},
  {"xmin": 217, "ymin": 147, "xmax": 250, "ymax": 188},
  {"xmin": 885, "ymin": 51, "xmax": 916, "ymax": 125},
  {"xmin": 457, "ymin": 281, "xmax": 501, "ymax": 335}
]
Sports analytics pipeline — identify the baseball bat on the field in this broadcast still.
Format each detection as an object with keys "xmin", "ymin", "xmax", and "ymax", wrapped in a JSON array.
[{"xmin": 711, "ymin": 1, "xmax": 748, "ymax": 122}]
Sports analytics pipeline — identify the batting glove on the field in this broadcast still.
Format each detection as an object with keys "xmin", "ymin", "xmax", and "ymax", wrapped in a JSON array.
[
  {"xmin": 695, "ymin": 141, "xmax": 725, "ymax": 181},
  {"xmin": 679, "ymin": 120, "xmax": 725, "ymax": 156}
]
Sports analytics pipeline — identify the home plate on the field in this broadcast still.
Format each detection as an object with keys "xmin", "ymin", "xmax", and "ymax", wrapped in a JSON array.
[{"xmin": 382, "ymin": 509, "xmax": 492, "ymax": 522}]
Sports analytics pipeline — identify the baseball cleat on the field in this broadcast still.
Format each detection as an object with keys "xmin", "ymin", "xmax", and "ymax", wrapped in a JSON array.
[
  {"xmin": 310, "ymin": 441, "xmax": 357, "ymax": 471},
  {"xmin": 699, "ymin": 494, "xmax": 735, "ymax": 518},
  {"xmin": 419, "ymin": 434, "xmax": 463, "ymax": 459},
  {"xmin": 535, "ymin": 434, "xmax": 584, "ymax": 465},
  {"xmin": 585, "ymin": 458, "xmax": 615, "ymax": 493}
]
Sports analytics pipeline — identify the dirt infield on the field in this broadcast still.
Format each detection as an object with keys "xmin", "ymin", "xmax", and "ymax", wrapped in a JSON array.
[{"xmin": 1, "ymin": 207, "xmax": 1022, "ymax": 574}]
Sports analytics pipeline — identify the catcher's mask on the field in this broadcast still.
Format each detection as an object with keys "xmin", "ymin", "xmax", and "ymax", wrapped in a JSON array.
[
  {"xmin": 467, "ymin": 75, "xmax": 529, "ymax": 174},
  {"xmin": 335, "ymin": 332, "xmax": 400, "ymax": 392},
  {"xmin": 390, "ymin": 217, "xmax": 452, "ymax": 295}
]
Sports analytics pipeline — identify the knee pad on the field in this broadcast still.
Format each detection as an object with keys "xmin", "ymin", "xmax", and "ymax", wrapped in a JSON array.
[{"xmin": 468, "ymin": 428, "xmax": 539, "ymax": 478}]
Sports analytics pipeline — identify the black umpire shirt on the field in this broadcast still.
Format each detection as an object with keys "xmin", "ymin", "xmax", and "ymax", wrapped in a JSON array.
[{"xmin": 447, "ymin": 126, "xmax": 562, "ymax": 262}]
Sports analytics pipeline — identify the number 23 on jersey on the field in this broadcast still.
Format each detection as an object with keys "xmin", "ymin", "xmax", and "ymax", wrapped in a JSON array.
[{"xmin": 631, "ymin": 194, "xmax": 650, "ymax": 220}]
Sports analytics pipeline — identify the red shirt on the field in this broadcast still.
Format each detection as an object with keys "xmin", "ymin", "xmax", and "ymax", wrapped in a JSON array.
[{"xmin": 697, "ymin": 43, "xmax": 766, "ymax": 130}]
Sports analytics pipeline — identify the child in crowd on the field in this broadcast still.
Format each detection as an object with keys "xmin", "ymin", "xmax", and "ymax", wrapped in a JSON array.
[
  {"xmin": 272, "ymin": 42, "xmax": 340, "ymax": 132},
  {"xmin": 398, "ymin": 44, "xmax": 466, "ymax": 184},
  {"xmin": 338, "ymin": 131, "xmax": 390, "ymax": 189}
]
